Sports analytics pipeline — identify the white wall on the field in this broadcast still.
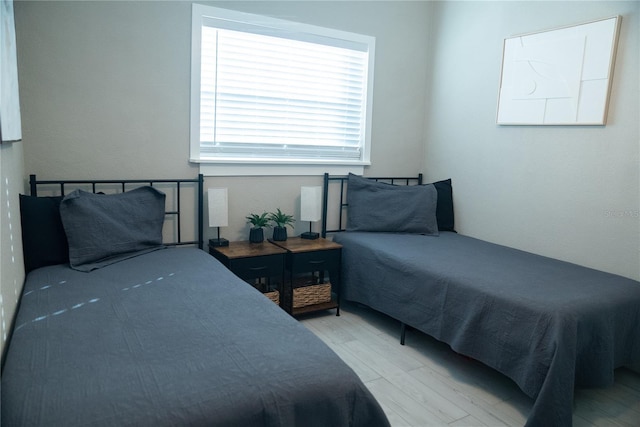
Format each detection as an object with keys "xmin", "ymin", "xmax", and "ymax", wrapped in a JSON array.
[
  {"xmin": 14, "ymin": 0, "xmax": 433, "ymax": 243},
  {"xmin": 0, "ymin": 141, "xmax": 25, "ymax": 357},
  {"xmin": 425, "ymin": 1, "xmax": 639, "ymax": 280},
  {"xmin": 6, "ymin": 1, "xmax": 637, "ymax": 358}
]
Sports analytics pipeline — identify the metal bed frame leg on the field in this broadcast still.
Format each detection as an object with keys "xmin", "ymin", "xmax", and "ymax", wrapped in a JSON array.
[{"xmin": 400, "ymin": 322, "xmax": 406, "ymax": 345}]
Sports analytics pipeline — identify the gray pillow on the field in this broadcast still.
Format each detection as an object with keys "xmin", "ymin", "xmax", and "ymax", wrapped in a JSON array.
[
  {"xmin": 60, "ymin": 186, "xmax": 166, "ymax": 271},
  {"xmin": 346, "ymin": 174, "xmax": 439, "ymax": 235}
]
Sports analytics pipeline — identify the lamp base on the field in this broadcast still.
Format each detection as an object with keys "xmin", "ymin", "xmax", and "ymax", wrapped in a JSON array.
[
  {"xmin": 209, "ymin": 238, "xmax": 229, "ymax": 247},
  {"xmin": 301, "ymin": 231, "xmax": 319, "ymax": 240}
]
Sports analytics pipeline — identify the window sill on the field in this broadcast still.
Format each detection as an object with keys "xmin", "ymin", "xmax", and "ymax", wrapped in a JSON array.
[{"xmin": 195, "ymin": 161, "xmax": 368, "ymax": 177}]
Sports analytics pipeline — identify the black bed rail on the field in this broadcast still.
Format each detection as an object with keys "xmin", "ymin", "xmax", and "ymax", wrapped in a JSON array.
[
  {"xmin": 321, "ymin": 173, "xmax": 423, "ymax": 237},
  {"xmin": 29, "ymin": 174, "xmax": 204, "ymax": 249}
]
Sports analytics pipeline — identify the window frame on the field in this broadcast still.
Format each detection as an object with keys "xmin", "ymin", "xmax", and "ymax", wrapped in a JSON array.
[{"xmin": 190, "ymin": 4, "xmax": 375, "ymax": 176}]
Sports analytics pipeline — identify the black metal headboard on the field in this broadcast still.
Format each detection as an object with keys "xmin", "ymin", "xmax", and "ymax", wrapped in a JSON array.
[
  {"xmin": 321, "ymin": 173, "xmax": 423, "ymax": 237},
  {"xmin": 29, "ymin": 174, "xmax": 204, "ymax": 249}
]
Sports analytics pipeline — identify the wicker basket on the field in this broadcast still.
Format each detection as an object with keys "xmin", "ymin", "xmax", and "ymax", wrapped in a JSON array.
[
  {"xmin": 264, "ymin": 290, "xmax": 280, "ymax": 305},
  {"xmin": 293, "ymin": 283, "xmax": 332, "ymax": 308}
]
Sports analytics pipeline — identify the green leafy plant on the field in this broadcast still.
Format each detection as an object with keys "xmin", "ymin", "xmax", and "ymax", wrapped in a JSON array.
[
  {"xmin": 268, "ymin": 208, "xmax": 295, "ymax": 229},
  {"xmin": 246, "ymin": 212, "xmax": 270, "ymax": 228}
]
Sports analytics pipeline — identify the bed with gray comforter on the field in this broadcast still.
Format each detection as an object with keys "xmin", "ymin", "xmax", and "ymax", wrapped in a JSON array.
[
  {"xmin": 322, "ymin": 173, "xmax": 640, "ymax": 427},
  {"xmin": 2, "ymin": 247, "xmax": 389, "ymax": 426},
  {"xmin": 2, "ymin": 176, "xmax": 388, "ymax": 427},
  {"xmin": 334, "ymin": 231, "xmax": 640, "ymax": 427}
]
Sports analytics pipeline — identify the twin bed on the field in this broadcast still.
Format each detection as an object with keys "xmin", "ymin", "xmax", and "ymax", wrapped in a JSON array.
[
  {"xmin": 1, "ymin": 175, "xmax": 389, "ymax": 427},
  {"xmin": 3, "ymin": 172, "xmax": 639, "ymax": 427},
  {"xmin": 321, "ymin": 173, "xmax": 640, "ymax": 427}
]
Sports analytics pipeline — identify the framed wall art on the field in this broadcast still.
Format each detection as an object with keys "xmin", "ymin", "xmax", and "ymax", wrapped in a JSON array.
[
  {"xmin": 1, "ymin": 0, "xmax": 22, "ymax": 143},
  {"xmin": 497, "ymin": 16, "xmax": 621, "ymax": 126}
]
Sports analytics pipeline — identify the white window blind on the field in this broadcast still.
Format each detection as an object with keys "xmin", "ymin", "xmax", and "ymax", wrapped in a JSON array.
[{"xmin": 191, "ymin": 5, "xmax": 375, "ymax": 170}]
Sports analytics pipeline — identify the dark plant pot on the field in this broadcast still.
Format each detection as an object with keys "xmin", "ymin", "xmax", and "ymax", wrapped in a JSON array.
[
  {"xmin": 272, "ymin": 226, "xmax": 288, "ymax": 241},
  {"xmin": 249, "ymin": 227, "xmax": 264, "ymax": 243}
]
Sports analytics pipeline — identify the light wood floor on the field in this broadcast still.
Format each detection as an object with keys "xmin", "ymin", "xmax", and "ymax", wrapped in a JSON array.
[{"xmin": 300, "ymin": 302, "xmax": 640, "ymax": 427}]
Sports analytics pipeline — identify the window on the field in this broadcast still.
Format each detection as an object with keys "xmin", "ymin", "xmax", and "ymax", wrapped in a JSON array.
[{"xmin": 190, "ymin": 4, "xmax": 375, "ymax": 175}]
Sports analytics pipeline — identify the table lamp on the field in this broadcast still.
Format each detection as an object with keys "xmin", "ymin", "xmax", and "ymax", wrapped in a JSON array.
[
  {"xmin": 300, "ymin": 186, "xmax": 321, "ymax": 239},
  {"xmin": 208, "ymin": 187, "xmax": 229, "ymax": 247}
]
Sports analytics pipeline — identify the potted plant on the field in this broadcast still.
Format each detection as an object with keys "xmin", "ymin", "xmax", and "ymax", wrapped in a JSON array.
[
  {"xmin": 246, "ymin": 212, "xmax": 270, "ymax": 243},
  {"xmin": 269, "ymin": 208, "xmax": 295, "ymax": 241}
]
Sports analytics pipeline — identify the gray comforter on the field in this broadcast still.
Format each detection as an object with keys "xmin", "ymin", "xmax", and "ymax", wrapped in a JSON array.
[
  {"xmin": 334, "ymin": 231, "xmax": 640, "ymax": 427},
  {"xmin": 1, "ymin": 247, "xmax": 389, "ymax": 427}
]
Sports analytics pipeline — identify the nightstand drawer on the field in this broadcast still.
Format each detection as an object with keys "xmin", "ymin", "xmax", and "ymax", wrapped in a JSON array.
[
  {"xmin": 229, "ymin": 254, "xmax": 284, "ymax": 281},
  {"xmin": 288, "ymin": 249, "xmax": 341, "ymax": 272}
]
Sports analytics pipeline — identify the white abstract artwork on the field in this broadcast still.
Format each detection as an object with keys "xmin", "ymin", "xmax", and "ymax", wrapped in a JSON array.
[
  {"xmin": 497, "ymin": 16, "xmax": 620, "ymax": 125},
  {"xmin": 1, "ymin": 0, "xmax": 22, "ymax": 142}
]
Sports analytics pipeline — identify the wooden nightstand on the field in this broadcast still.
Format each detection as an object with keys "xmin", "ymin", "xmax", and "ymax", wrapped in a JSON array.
[
  {"xmin": 209, "ymin": 241, "xmax": 287, "ymax": 306},
  {"xmin": 269, "ymin": 237, "xmax": 342, "ymax": 316}
]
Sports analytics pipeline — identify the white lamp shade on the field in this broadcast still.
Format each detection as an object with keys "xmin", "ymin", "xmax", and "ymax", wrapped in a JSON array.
[
  {"xmin": 300, "ymin": 186, "xmax": 322, "ymax": 222},
  {"xmin": 208, "ymin": 188, "xmax": 228, "ymax": 227}
]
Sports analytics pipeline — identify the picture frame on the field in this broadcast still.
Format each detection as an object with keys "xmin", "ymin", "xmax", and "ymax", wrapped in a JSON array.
[
  {"xmin": 497, "ymin": 16, "xmax": 621, "ymax": 126},
  {"xmin": 1, "ymin": 0, "xmax": 22, "ymax": 143}
]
